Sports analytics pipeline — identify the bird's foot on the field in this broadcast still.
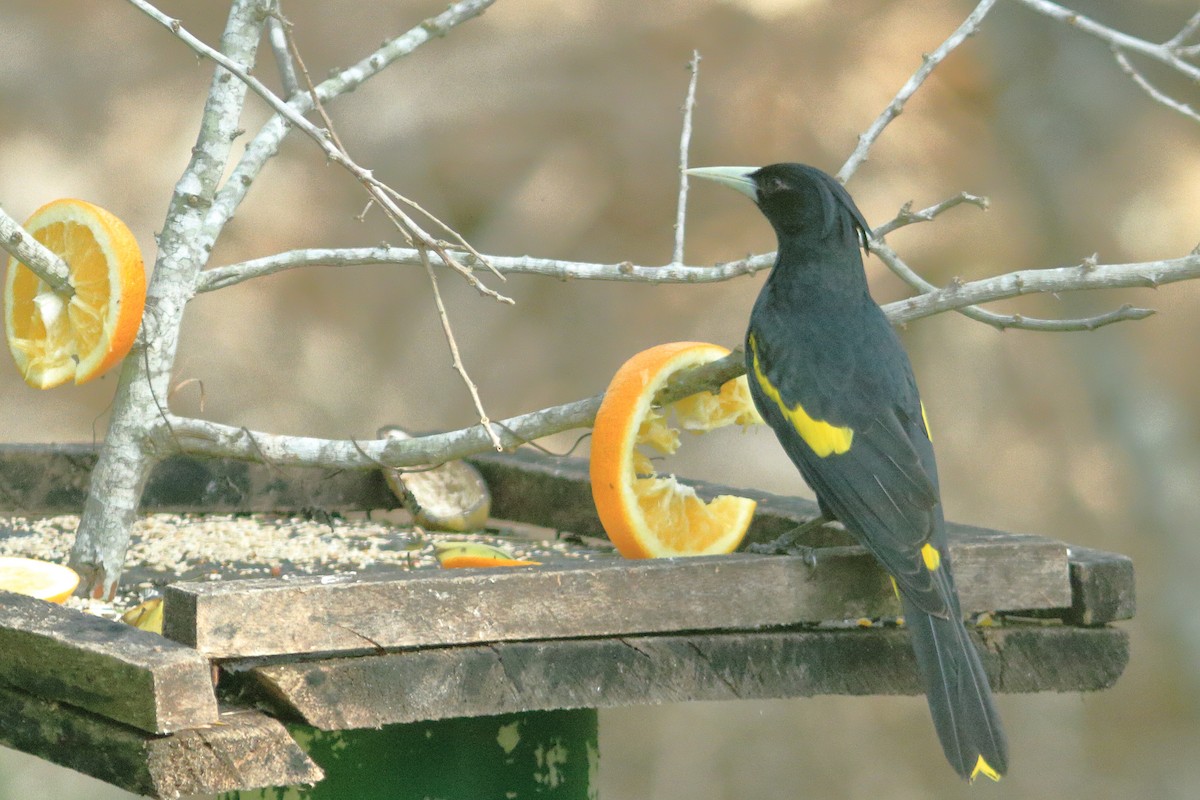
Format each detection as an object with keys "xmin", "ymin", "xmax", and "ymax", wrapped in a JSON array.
[{"xmin": 746, "ymin": 514, "xmax": 831, "ymax": 566}]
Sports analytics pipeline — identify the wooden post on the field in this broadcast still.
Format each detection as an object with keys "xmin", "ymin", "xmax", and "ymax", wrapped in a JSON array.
[{"xmin": 225, "ymin": 709, "xmax": 598, "ymax": 800}]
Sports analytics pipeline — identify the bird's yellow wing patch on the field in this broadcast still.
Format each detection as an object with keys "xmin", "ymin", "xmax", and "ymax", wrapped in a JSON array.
[
  {"xmin": 748, "ymin": 335, "xmax": 854, "ymax": 457},
  {"xmin": 920, "ymin": 543, "xmax": 941, "ymax": 571}
]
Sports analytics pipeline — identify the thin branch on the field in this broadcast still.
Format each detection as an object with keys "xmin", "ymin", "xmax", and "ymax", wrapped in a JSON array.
[
  {"xmin": 1011, "ymin": 0, "xmax": 1200, "ymax": 83},
  {"xmin": 870, "ymin": 192, "xmax": 989, "ymax": 239},
  {"xmin": 206, "ymin": 0, "xmax": 495, "ymax": 241},
  {"xmin": 1112, "ymin": 47, "xmax": 1200, "ymax": 124},
  {"xmin": 673, "ymin": 50, "xmax": 701, "ymax": 265},
  {"xmin": 873, "ymin": 240, "xmax": 1153, "ymax": 331},
  {"xmin": 125, "ymin": 0, "xmax": 501, "ymax": 299},
  {"xmin": 196, "ymin": 192, "xmax": 987, "ymax": 292},
  {"xmin": 836, "ymin": 0, "xmax": 999, "ymax": 183},
  {"xmin": 884, "ymin": 251, "xmax": 1198, "ymax": 327},
  {"xmin": 164, "ymin": 351, "xmax": 747, "ymax": 470},
  {"xmin": 266, "ymin": 5, "xmax": 299, "ymax": 99},
  {"xmin": 0, "ymin": 206, "xmax": 74, "ymax": 296},
  {"xmin": 420, "ymin": 246, "xmax": 504, "ymax": 451},
  {"xmin": 130, "ymin": 0, "xmax": 509, "ymax": 306},
  {"xmin": 169, "ymin": 252, "xmax": 1199, "ymax": 471},
  {"xmin": 281, "ymin": 18, "xmax": 510, "ymax": 301},
  {"xmin": 1165, "ymin": 10, "xmax": 1200, "ymax": 50},
  {"xmin": 197, "ymin": 247, "xmax": 775, "ymax": 292}
]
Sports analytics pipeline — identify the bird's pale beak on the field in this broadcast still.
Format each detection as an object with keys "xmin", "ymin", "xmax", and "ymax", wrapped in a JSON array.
[{"xmin": 686, "ymin": 166, "xmax": 759, "ymax": 201}]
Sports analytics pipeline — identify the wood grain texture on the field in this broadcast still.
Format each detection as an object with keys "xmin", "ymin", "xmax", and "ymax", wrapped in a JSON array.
[
  {"xmin": 162, "ymin": 530, "xmax": 1070, "ymax": 658},
  {"xmin": 0, "ymin": 685, "xmax": 321, "ymax": 799},
  {"xmin": 1063, "ymin": 546, "xmax": 1136, "ymax": 625},
  {"xmin": 0, "ymin": 590, "xmax": 218, "ymax": 733},
  {"xmin": 229, "ymin": 624, "xmax": 1129, "ymax": 730}
]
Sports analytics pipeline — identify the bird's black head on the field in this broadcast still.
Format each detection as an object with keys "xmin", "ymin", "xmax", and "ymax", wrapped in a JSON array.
[{"xmin": 687, "ymin": 162, "xmax": 871, "ymax": 252}]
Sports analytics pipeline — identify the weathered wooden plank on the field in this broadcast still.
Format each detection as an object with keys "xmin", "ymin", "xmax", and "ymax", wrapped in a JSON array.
[
  {"xmin": 1063, "ymin": 546, "xmax": 1136, "ymax": 625},
  {"xmin": 0, "ymin": 686, "xmax": 321, "ymax": 799},
  {"xmin": 0, "ymin": 444, "xmax": 395, "ymax": 514},
  {"xmin": 0, "ymin": 445, "xmax": 1132, "ymax": 627},
  {"xmin": 163, "ymin": 531, "xmax": 1070, "ymax": 658},
  {"xmin": 145, "ymin": 707, "xmax": 322, "ymax": 798},
  {"xmin": 229, "ymin": 624, "xmax": 1128, "ymax": 730},
  {"xmin": 0, "ymin": 590, "xmax": 218, "ymax": 733}
]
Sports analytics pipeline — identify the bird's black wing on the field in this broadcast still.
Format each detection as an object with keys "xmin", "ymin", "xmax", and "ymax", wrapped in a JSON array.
[{"xmin": 746, "ymin": 320, "xmax": 951, "ymax": 618}]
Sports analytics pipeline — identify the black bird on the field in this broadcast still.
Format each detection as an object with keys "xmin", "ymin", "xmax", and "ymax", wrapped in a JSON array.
[{"xmin": 688, "ymin": 163, "xmax": 1007, "ymax": 782}]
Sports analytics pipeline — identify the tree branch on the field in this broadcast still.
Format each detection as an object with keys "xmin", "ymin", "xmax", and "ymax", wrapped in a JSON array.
[
  {"xmin": 72, "ymin": 0, "xmax": 272, "ymax": 600},
  {"xmin": 128, "ymin": 0, "xmax": 507, "ymax": 304},
  {"xmin": 870, "ymin": 192, "xmax": 989, "ymax": 239},
  {"xmin": 0, "ymin": 205, "xmax": 74, "ymax": 296},
  {"xmin": 673, "ymin": 50, "xmax": 701, "ymax": 265},
  {"xmin": 1011, "ymin": 0, "xmax": 1200, "ymax": 83},
  {"xmin": 1112, "ymin": 47, "xmax": 1200, "ymax": 125},
  {"xmin": 201, "ymin": 0, "xmax": 495, "ymax": 246},
  {"xmin": 885, "ymin": 252, "xmax": 1198, "ymax": 326},
  {"xmin": 266, "ymin": 3, "xmax": 299, "ymax": 99},
  {"xmin": 169, "ymin": 251, "xmax": 1199, "ymax": 471},
  {"xmin": 196, "ymin": 247, "xmax": 775, "ymax": 292},
  {"xmin": 873, "ymin": 241, "xmax": 1154, "ymax": 331},
  {"xmin": 836, "ymin": 0, "xmax": 1000, "ymax": 183}
]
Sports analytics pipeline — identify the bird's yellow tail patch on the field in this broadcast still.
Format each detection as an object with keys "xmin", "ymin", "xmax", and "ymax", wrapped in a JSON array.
[
  {"xmin": 920, "ymin": 543, "xmax": 941, "ymax": 571},
  {"xmin": 748, "ymin": 335, "xmax": 854, "ymax": 457},
  {"xmin": 970, "ymin": 755, "xmax": 1002, "ymax": 783}
]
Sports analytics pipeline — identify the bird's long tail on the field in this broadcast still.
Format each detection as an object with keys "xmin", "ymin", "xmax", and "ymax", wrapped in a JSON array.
[{"xmin": 902, "ymin": 593, "xmax": 1009, "ymax": 782}]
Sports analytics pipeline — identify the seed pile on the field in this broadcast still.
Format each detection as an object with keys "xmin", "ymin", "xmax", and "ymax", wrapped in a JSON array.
[{"xmin": 0, "ymin": 512, "xmax": 598, "ymax": 618}]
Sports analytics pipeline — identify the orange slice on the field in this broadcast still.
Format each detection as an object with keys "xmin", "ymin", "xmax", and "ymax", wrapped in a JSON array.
[
  {"xmin": 0, "ymin": 556, "xmax": 81, "ymax": 603},
  {"xmin": 5, "ymin": 198, "xmax": 146, "ymax": 389},
  {"xmin": 590, "ymin": 341, "xmax": 761, "ymax": 558},
  {"xmin": 434, "ymin": 541, "xmax": 540, "ymax": 568}
]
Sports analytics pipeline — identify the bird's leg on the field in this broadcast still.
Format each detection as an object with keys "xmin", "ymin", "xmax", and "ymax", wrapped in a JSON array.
[{"xmin": 746, "ymin": 513, "xmax": 833, "ymax": 564}]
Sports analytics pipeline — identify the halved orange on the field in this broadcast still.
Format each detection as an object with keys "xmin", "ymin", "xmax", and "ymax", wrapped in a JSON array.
[
  {"xmin": 0, "ymin": 556, "xmax": 81, "ymax": 603},
  {"xmin": 590, "ymin": 342, "xmax": 761, "ymax": 558},
  {"xmin": 5, "ymin": 198, "xmax": 146, "ymax": 389}
]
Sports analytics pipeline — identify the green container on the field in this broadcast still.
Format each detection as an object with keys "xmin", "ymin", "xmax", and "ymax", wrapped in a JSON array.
[{"xmin": 226, "ymin": 708, "xmax": 599, "ymax": 800}]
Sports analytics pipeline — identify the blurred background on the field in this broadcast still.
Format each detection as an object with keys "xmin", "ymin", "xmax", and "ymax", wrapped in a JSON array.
[{"xmin": 2, "ymin": 0, "xmax": 1198, "ymax": 797}]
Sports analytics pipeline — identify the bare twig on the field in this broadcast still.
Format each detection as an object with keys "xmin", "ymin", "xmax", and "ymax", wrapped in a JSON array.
[
  {"xmin": 1112, "ymin": 47, "xmax": 1200, "ymax": 124},
  {"xmin": 837, "ymin": 0, "xmax": 1000, "ymax": 183},
  {"xmin": 165, "ymin": 351, "xmax": 747, "ymax": 470},
  {"xmin": 873, "ymin": 240, "xmax": 1153, "ymax": 331},
  {"xmin": 198, "ymin": 247, "xmax": 775, "ymax": 292},
  {"xmin": 1011, "ymin": 0, "xmax": 1200, "ymax": 83},
  {"xmin": 207, "ymin": 0, "xmax": 496, "ymax": 239},
  {"xmin": 276, "ymin": 18, "xmax": 505, "ymax": 442},
  {"xmin": 0, "ymin": 206, "xmax": 74, "ymax": 296},
  {"xmin": 871, "ymin": 192, "xmax": 990, "ymax": 239},
  {"xmin": 171, "ymin": 251, "xmax": 1200, "ymax": 471},
  {"xmin": 128, "ymin": 0, "xmax": 506, "ymax": 302},
  {"xmin": 196, "ymin": 191, "xmax": 988, "ymax": 292},
  {"xmin": 673, "ymin": 50, "xmax": 701, "ymax": 265},
  {"xmin": 278, "ymin": 5, "xmax": 510, "ymax": 302},
  {"xmin": 266, "ymin": 4, "xmax": 299, "ymax": 98},
  {"xmin": 420, "ymin": 246, "xmax": 504, "ymax": 451},
  {"xmin": 884, "ymin": 250, "xmax": 1198, "ymax": 327},
  {"xmin": 1166, "ymin": 10, "xmax": 1200, "ymax": 50}
]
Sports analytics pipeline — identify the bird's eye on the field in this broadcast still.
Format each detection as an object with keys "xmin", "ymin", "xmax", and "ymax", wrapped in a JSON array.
[{"xmin": 762, "ymin": 176, "xmax": 788, "ymax": 195}]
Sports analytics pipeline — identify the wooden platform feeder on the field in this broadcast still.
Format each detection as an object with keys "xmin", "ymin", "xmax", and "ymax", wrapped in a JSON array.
[{"xmin": 0, "ymin": 445, "xmax": 1133, "ymax": 798}]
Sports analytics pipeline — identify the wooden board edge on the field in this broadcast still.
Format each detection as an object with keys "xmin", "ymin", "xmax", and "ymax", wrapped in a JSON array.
[
  {"xmin": 0, "ymin": 590, "xmax": 219, "ymax": 733},
  {"xmin": 163, "ymin": 539, "xmax": 1071, "ymax": 659},
  {"xmin": 229, "ymin": 624, "xmax": 1129, "ymax": 730},
  {"xmin": 0, "ymin": 683, "xmax": 321, "ymax": 798},
  {"xmin": 1065, "ymin": 546, "xmax": 1136, "ymax": 625}
]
